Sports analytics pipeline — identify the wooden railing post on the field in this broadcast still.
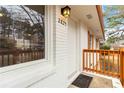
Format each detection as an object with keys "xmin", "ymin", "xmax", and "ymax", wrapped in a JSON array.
[
  {"xmin": 13, "ymin": 49, "xmax": 19, "ymax": 64},
  {"xmin": 83, "ymin": 50, "xmax": 85, "ymax": 70},
  {"xmin": 120, "ymin": 48, "xmax": 124, "ymax": 86}
]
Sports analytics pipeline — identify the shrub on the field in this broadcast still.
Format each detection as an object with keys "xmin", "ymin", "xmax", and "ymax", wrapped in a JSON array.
[
  {"xmin": 0, "ymin": 37, "xmax": 16, "ymax": 49},
  {"xmin": 100, "ymin": 44, "xmax": 110, "ymax": 50}
]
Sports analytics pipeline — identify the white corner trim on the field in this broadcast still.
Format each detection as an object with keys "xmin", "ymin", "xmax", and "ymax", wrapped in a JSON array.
[{"xmin": 0, "ymin": 63, "xmax": 55, "ymax": 88}]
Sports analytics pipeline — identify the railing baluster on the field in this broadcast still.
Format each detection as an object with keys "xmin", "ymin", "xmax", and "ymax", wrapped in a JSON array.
[
  {"xmin": 34, "ymin": 51, "xmax": 36, "ymax": 60},
  {"xmin": 110, "ymin": 51, "xmax": 113, "ymax": 76},
  {"xmin": 7, "ymin": 55, "xmax": 10, "ymax": 65},
  {"xmin": 29, "ymin": 50, "xmax": 31, "ymax": 61},
  {"xmin": 86, "ymin": 52, "xmax": 88, "ymax": 71},
  {"xmin": 118, "ymin": 51, "xmax": 120, "ymax": 78},
  {"xmin": 0, "ymin": 56, "xmax": 1, "ymax": 67},
  {"xmin": 34, "ymin": 51, "xmax": 35, "ymax": 60},
  {"xmin": 104, "ymin": 50, "xmax": 105, "ymax": 74},
  {"xmin": 27, "ymin": 51, "xmax": 29, "ymax": 61},
  {"xmin": 107, "ymin": 50, "xmax": 110, "ymax": 75},
  {"xmin": 120, "ymin": 48, "xmax": 124, "ymax": 86},
  {"xmin": 40, "ymin": 51, "xmax": 42, "ymax": 59},
  {"xmin": 98, "ymin": 50, "xmax": 100, "ymax": 72},
  {"xmin": 100, "ymin": 50, "xmax": 102, "ymax": 73},
  {"xmin": 93, "ymin": 49, "xmax": 94, "ymax": 71},
  {"xmin": 24, "ymin": 52, "xmax": 25, "ymax": 62},
  {"xmin": 13, "ymin": 53, "xmax": 17, "ymax": 64},
  {"xmin": 21, "ymin": 52, "xmax": 22, "ymax": 63},
  {"xmin": 86, "ymin": 51, "xmax": 88, "ymax": 70},
  {"xmin": 112, "ymin": 51, "xmax": 114, "ymax": 77},
  {"xmin": 38, "ymin": 51, "xmax": 39, "ymax": 59},
  {"xmin": 31, "ymin": 50, "xmax": 33, "ymax": 60},
  {"xmin": 96, "ymin": 50, "xmax": 98, "ymax": 73},
  {"xmin": 35, "ymin": 51, "xmax": 37, "ymax": 60},
  {"xmin": 83, "ymin": 50, "xmax": 85, "ymax": 70},
  {"xmin": 37, "ymin": 51, "xmax": 38, "ymax": 59},
  {"xmin": 29, "ymin": 51, "xmax": 30, "ymax": 61},
  {"xmin": 32, "ymin": 50, "xmax": 34, "ymax": 60},
  {"xmin": 32, "ymin": 51, "xmax": 34, "ymax": 60},
  {"xmin": 37, "ymin": 50, "xmax": 38, "ymax": 59},
  {"xmin": 26, "ymin": 52, "xmax": 27, "ymax": 61},
  {"xmin": 23, "ymin": 52, "xmax": 24, "ymax": 62},
  {"xmin": 2, "ymin": 55, "xmax": 4, "ymax": 66},
  {"xmin": 89, "ymin": 50, "xmax": 91, "ymax": 71},
  {"xmin": 26, "ymin": 51, "xmax": 28, "ymax": 61},
  {"xmin": 39, "ymin": 51, "xmax": 40, "ymax": 59}
]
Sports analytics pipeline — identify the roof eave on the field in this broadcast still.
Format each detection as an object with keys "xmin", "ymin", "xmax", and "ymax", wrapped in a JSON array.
[{"xmin": 96, "ymin": 5, "xmax": 105, "ymax": 40}]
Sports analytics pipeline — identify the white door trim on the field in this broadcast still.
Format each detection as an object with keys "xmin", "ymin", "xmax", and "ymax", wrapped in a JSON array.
[{"xmin": 67, "ymin": 17, "xmax": 80, "ymax": 80}]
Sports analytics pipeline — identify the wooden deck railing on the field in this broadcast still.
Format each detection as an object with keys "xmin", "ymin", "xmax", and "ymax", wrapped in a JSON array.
[
  {"xmin": 83, "ymin": 49, "xmax": 124, "ymax": 86},
  {"xmin": 83, "ymin": 49, "xmax": 120, "ymax": 77},
  {"xmin": 0, "ymin": 49, "xmax": 44, "ymax": 67}
]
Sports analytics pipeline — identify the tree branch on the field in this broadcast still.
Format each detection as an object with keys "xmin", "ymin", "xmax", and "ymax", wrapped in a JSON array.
[{"xmin": 19, "ymin": 5, "xmax": 35, "ymax": 25}]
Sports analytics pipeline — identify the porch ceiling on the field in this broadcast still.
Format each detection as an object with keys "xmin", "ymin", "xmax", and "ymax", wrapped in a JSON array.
[{"xmin": 62, "ymin": 5, "xmax": 104, "ymax": 40}]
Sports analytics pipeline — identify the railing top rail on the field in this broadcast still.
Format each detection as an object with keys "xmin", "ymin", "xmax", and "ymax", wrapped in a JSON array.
[
  {"xmin": 0, "ymin": 49, "xmax": 43, "ymax": 55},
  {"xmin": 83, "ymin": 49, "xmax": 120, "ymax": 54}
]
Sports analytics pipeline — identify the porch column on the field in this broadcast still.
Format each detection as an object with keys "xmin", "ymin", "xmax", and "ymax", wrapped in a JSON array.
[{"xmin": 120, "ymin": 48, "xmax": 124, "ymax": 86}]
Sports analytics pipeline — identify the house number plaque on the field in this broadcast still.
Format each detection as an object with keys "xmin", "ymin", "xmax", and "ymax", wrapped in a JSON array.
[{"xmin": 58, "ymin": 18, "xmax": 66, "ymax": 26}]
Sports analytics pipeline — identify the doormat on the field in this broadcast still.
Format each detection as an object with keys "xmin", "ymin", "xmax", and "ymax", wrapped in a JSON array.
[{"xmin": 72, "ymin": 74, "xmax": 93, "ymax": 88}]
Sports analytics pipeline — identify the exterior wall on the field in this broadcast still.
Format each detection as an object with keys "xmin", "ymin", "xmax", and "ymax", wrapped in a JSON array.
[
  {"xmin": 29, "ymin": 6, "xmax": 87, "ymax": 88},
  {"xmin": 80, "ymin": 21, "xmax": 88, "ymax": 49},
  {"xmin": 0, "ymin": 5, "xmax": 99, "ymax": 88},
  {"xmin": 30, "ymin": 6, "xmax": 70, "ymax": 87},
  {"xmin": 30, "ymin": 5, "xmax": 100, "ymax": 87}
]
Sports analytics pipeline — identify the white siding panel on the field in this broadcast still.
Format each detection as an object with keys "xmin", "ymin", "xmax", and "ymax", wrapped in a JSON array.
[{"xmin": 55, "ymin": 6, "xmax": 68, "ymax": 65}]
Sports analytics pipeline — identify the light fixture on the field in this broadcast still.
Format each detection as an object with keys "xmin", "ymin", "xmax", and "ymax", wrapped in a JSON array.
[
  {"xmin": 61, "ymin": 6, "xmax": 71, "ymax": 18},
  {"xmin": 0, "ymin": 12, "xmax": 3, "ymax": 17}
]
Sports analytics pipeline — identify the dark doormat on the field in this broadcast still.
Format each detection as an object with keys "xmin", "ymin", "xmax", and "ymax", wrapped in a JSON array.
[{"xmin": 72, "ymin": 74, "xmax": 93, "ymax": 88}]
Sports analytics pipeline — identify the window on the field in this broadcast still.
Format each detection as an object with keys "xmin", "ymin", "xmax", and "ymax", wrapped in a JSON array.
[
  {"xmin": 89, "ymin": 35, "xmax": 92, "ymax": 49},
  {"xmin": 96, "ymin": 39, "xmax": 99, "ymax": 49},
  {"xmin": 88, "ymin": 31, "xmax": 93, "ymax": 49},
  {"xmin": 88, "ymin": 31, "xmax": 90, "ymax": 49},
  {"xmin": 0, "ymin": 5, "xmax": 45, "ymax": 67}
]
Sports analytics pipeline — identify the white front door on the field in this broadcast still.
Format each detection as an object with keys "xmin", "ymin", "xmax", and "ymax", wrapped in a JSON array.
[{"xmin": 68, "ymin": 18, "xmax": 77, "ymax": 78}]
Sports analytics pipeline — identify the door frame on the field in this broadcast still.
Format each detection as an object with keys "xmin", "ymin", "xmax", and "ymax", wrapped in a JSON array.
[{"xmin": 67, "ymin": 16, "xmax": 81, "ymax": 82}]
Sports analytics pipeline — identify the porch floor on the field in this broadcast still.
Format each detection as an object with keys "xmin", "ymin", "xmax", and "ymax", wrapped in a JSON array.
[
  {"xmin": 89, "ymin": 76, "xmax": 113, "ymax": 88},
  {"xmin": 68, "ymin": 73, "xmax": 122, "ymax": 88}
]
